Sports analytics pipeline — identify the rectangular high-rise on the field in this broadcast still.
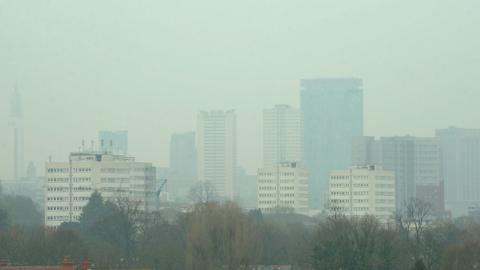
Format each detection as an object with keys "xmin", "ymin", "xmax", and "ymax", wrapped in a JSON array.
[
  {"xmin": 301, "ymin": 78, "xmax": 363, "ymax": 209},
  {"xmin": 197, "ymin": 110, "xmax": 236, "ymax": 200},
  {"xmin": 99, "ymin": 130, "xmax": 128, "ymax": 155},
  {"xmin": 263, "ymin": 104, "xmax": 303, "ymax": 165},
  {"xmin": 352, "ymin": 136, "xmax": 441, "ymax": 210},
  {"xmin": 170, "ymin": 132, "xmax": 197, "ymax": 178},
  {"xmin": 436, "ymin": 127, "xmax": 480, "ymax": 216},
  {"xmin": 169, "ymin": 132, "xmax": 197, "ymax": 198}
]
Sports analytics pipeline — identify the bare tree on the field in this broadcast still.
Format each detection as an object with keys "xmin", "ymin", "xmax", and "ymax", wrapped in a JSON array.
[
  {"xmin": 396, "ymin": 197, "xmax": 433, "ymax": 263},
  {"xmin": 188, "ymin": 182, "xmax": 217, "ymax": 204}
]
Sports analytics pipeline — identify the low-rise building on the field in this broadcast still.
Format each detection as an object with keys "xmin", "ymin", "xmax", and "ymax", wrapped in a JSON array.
[
  {"xmin": 44, "ymin": 152, "xmax": 155, "ymax": 227},
  {"xmin": 257, "ymin": 162, "xmax": 309, "ymax": 214},
  {"xmin": 329, "ymin": 165, "xmax": 395, "ymax": 221}
]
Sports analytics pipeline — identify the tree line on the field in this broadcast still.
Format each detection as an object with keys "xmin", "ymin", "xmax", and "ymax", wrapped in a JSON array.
[{"xmin": 1, "ymin": 191, "xmax": 480, "ymax": 270}]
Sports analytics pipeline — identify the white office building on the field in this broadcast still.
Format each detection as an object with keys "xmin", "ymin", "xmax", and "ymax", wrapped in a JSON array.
[
  {"xmin": 197, "ymin": 110, "xmax": 236, "ymax": 200},
  {"xmin": 44, "ymin": 152, "xmax": 156, "ymax": 227},
  {"xmin": 263, "ymin": 104, "xmax": 304, "ymax": 165},
  {"xmin": 257, "ymin": 162, "xmax": 309, "ymax": 214},
  {"xmin": 329, "ymin": 165, "xmax": 395, "ymax": 221}
]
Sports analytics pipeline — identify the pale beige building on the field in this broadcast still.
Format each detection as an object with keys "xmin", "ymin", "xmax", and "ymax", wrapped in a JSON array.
[
  {"xmin": 257, "ymin": 162, "xmax": 309, "ymax": 214},
  {"xmin": 44, "ymin": 152, "xmax": 156, "ymax": 227},
  {"xmin": 329, "ymin": 165, "xmax": 395, "ymax": 221}
]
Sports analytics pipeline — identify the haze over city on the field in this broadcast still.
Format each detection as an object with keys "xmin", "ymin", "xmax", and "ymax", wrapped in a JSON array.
[
  {"xmin": 1, "ymin": 0, "xmax": 480, "ymax": 179},
  {"xmin": 2, "ymin": 2, "xmax": 480, "ymax": 269}
]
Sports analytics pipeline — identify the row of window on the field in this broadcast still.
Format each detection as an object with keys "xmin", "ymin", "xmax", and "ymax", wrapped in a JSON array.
[
  {"xmin": 47, "ymin": 187, "xmax": 68, "ymax": 192},
  {"xmin": 47, "ymin": 168, "xmax": 69, "ymax": 173},
  {"xmin": 376, "ymin": 192, "xmax": 394, "ymax": 196},
  {"xmin": 375, "ymin": 207, "xmax": 395, "ymax": 212},
  {"xmin": 375, "ymin": 184, "xmax": 394, "ymax": 188},
  {"xmin": 47, "ymin": 177, "xmax": 91, "ymax": 183},
  {"xmin": 259, "ymin": 200, "xmax": 296, "ymax": 205},
  {"xmin": 375, "ymin": 199, "xmax": 395, "ymax": 204},
  {"xmin": 100, "ymin": 177, "xmax": 129, "ymax": 183},
  {"xmin": 46, "ymin": 216, "xmax": 68, "ymax": 221},
  {"xmin": 47, "ymin": 206, "xmax": 84, "ymax": 211}
]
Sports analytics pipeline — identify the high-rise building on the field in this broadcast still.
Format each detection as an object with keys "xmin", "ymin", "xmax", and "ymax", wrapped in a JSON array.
[
  {"xmin": 98, "ymin": 130, "xmax": 128, "ymax": 155},
  {"xmin": 10, "ymin": 89, "xmax": 24, "ymax": 181},
  {"xmin": 169, "ymin": 132, "xmax": 197, "ymax": 199},
  {"xmin": 300, "ymin": 78, "xmax": 363, "ymax": 209},
  {"xmin": 197, "ymin": 110, "xmax": 236, "ymax": 200},
  {"xmin": 170, "ymin": 132, "xmax": 197, "ymax": 179},
  {"xmin": 263, "ymin": 104, "xmax": 303, "ymax": 165},
  {"xmin": 436, "ymin": 127, "xmax": 480, "ymax": 216},
  {"xmin": 329, "ymin": 165, "xmax": 395, "ymax": 222},
  {"xmin": 352, "ymin": 136, "xmax": 441, "ymax": 210},
  {"xmin": 257, "ymin": 162, "xmax": 309, "ymax": 214},
  {"xmin": 44, "ymin": 152, "xmax": 156, "ymax": 227}
]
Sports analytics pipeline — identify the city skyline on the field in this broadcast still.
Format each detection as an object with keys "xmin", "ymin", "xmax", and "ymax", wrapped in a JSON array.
[
  {"xmin": 1, "ymin": 87, "xmax": 479, "ymax": 180},
  {"xmin": 1, "ymin": 1, "xmax": 480, "ymax": 179}
]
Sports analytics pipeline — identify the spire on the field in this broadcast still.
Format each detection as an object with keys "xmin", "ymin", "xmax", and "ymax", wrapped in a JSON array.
[{"xmin": 11, "ymin": 86, "xmax": 22, "ymax": 118}]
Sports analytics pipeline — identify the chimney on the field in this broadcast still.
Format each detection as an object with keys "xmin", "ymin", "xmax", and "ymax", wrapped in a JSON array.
[{"xmin": 62, "ymin": 256, "xmax": 74, "ymax": 270}]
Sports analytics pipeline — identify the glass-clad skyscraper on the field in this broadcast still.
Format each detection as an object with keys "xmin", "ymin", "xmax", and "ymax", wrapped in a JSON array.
[
  {"xmin": 99, "ymin": 130, "xmax": 128, "ymax": 155},
  {"xmin": 300, "ymin": 78, "xmax": 363, "ymax": 209}
]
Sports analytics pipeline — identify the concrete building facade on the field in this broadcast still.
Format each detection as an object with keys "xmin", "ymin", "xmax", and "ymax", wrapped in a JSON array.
[
  {"xmin": 257, "ymin": 162, "xmax": 309, "ymax": 214},
  {"xmin": 44, "ymin": 152, "xmax": 155, "ymax": 227},
  {"xmin": 329, "ymin": 165, "xmax": 395, "ymax": 221},
  {"xmin": 197, "ymin": 110, "xmax": 236, "ymax": 200}
]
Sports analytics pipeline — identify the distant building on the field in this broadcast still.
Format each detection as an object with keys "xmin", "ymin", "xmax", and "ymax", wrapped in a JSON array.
[
  {"xmin": 10, "ymin": 89, "xmax": 24, "ymax": 181},
  {"xmin": 263, "ymin": 104, "xmax": 303, "ymax": 165},
  {"xmin": 329, "ymin": 165, "xmax": 396, "ymax": 221},
  {"xmin": 44, "ymin": 152, "xmax": 155, "ymax": 227},
  {"xmin": 301, "ymin": 78, "xmax": 363, "ymax": 209},
  {"xmin": 234, "ymin": 167, "xmax": 257, "ymax": 209},
  {"xmin": 98, "ymin": 130, "xmax": 128, "ymax": 155},
  {"xmin": 1, "ymin": 161, "xmax": 45, "ymax": 210},
  {"xmin": 257, "ymin": 162, "xmax": 309, "ymax": 214},
  {"xmin": 197, "ymin": 110, "xmax": 236, "ymax": 200},
  {"xmin": 169, "ymin": 132, "xmax": 197, "ymax": 198},
  {"xmin": 436, "ymin": 127, "xmax": 480, "ymax": 216},
  {"xmin": 352, "ymin": 136, "xmax": 441, "ymax": 210},
  {"xmin": 416, "ymin": 181, "xmax": 446, "ymax": 218}
]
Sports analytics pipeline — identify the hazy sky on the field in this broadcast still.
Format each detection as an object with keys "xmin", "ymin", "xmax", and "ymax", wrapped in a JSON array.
[{"xmin": 1, "ymin": 0, "xmax": 479, "ymax": 179}]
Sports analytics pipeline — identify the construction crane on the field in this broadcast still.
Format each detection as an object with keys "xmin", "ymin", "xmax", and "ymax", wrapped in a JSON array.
[{"xmin": 156, "ymin": 179, "xmax": 167, "ymax": 211}]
